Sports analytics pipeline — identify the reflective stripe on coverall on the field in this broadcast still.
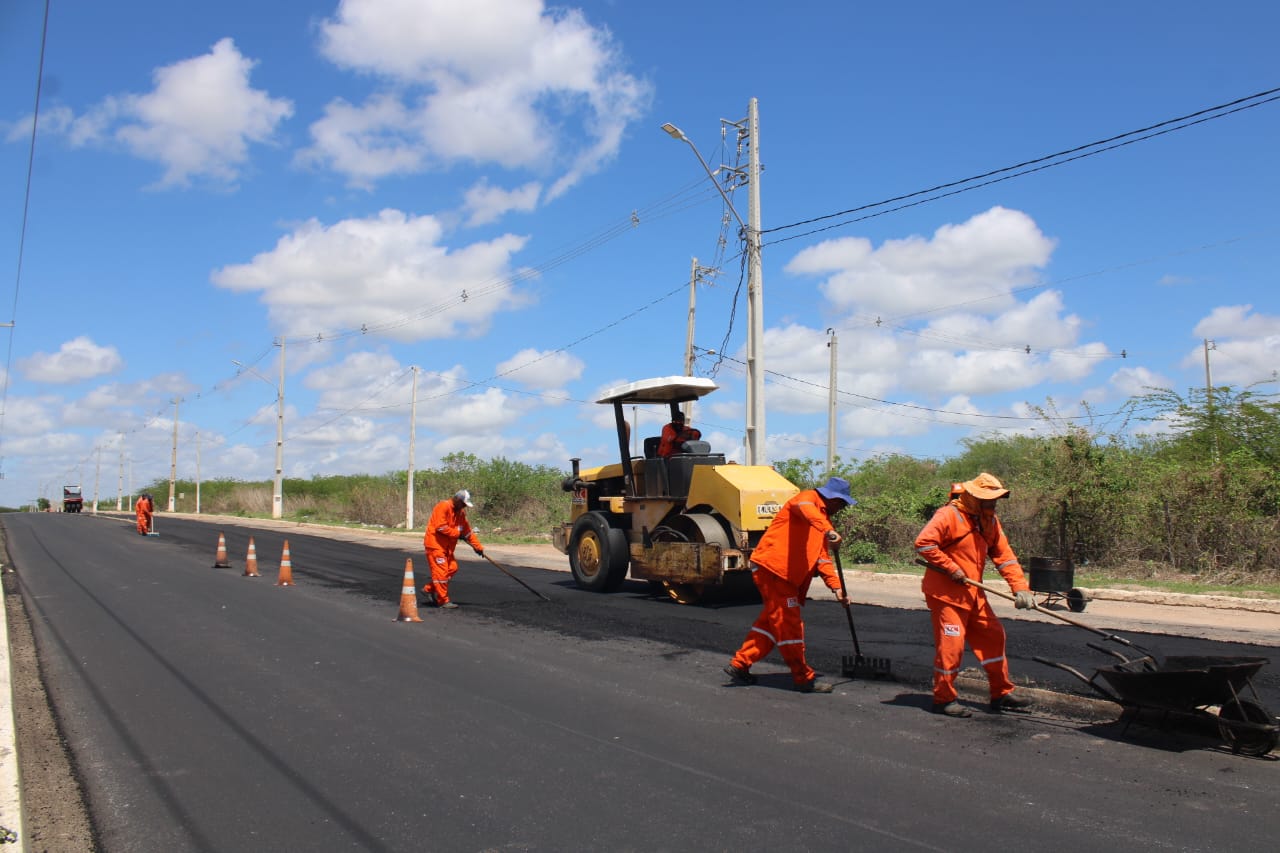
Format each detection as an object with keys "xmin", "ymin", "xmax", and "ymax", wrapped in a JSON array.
[
  {"xmin": 729, "ymin": 489, "xmax": 841, "ymax": 685},
  {"xmin": 422, "ymin": 499, "xmax": 482, "ymax": 605},
  {"xmin": 915, "ymin": 502, "xmax": 1029, "ymax": 704}
]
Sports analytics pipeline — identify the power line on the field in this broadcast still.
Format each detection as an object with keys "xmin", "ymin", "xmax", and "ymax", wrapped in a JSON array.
[{"xmin": 763, "ymin": 86, "xmax": 1280, "ymax": 246}]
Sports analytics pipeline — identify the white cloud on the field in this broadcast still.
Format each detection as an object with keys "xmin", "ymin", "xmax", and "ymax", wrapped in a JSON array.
[
  {"xmin": 294, "ymin": 93, "xmax": 424, "ymax": 187},
  {"xmin": 19, "ymin": 336, "xmax": 123, "ymax": 383},
  {"xmin": 786, "ymin": 206, "xmax": 1056, "ymax": 317},
  {"xmin": 1105, "ymin": 366, "xmax": 1172, "ymax": 399},
  {"xmin": 495, "ymin": 348, "xmax": 583, "ymax": 390},
  {"xmin": 211, "ymin": 209, "xmax": 533, "ymax": 342},
  {"xmin": 463, "ymin": 180, "xmax": 541, "ymax": 226},
  {"xmin": 1186, "ymin": 305, "xmax": 1280, "ymax": 385},
  {"xmin": 34, "ymin": 39, "xmax": 293, "ymax": 187},
  {"xmin": 307, "ymin": 0, "xmax": 651, "ymax": 194}
]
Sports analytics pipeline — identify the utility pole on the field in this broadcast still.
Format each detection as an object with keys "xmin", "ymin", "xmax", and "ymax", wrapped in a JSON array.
[
  {"xmin": 684, "ymin": 257, "xmax": 698, "ymax": 378},
  {"xmin": 116, "ymin": 434, "xmax": 124, "ymax": 511},
  {"xmin": 93, "ymin": 445, "xmax": 102, "ymax": 514},
  {"xmin": 406, "ymin": 366, "xmax": 418, "ymax": 531},
  {"xmin": 661, "ymin": 98, "xmax": 765, "ymax": 465},
  {"xmin": 826, "ymin": 328, "xmax": 838, "ymax": 477},
  {"xmin": 1204, "ymin": 338, "xmax": 1218, "ymax": 463},
  {"xmin": 743, "ymin": 97, "xmax": 765, "ymax": 466},
  {"xmin": 167, "ymin": 397, "xmax": 180, "ymax": 512},
  {"xmin": 273, "ymin": 338, "xmax": 286, "ymax": 519},
  {"xmin": 195, "ymin": 431, "xmax": 202, "ymax": 515}
]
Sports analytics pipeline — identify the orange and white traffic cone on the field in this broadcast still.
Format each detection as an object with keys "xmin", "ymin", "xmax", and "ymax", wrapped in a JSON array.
[
  {"xmin": 395, "ymin": 558, "xmax": 423, "ymax": 622},
  {"xmin": 276, "ymin": 540, "xmax": 294, "ymax": 587},
  {"xmin": 213, "ymin": 532, "xmax": 231, "ymax": 568},
  {"xmin": 243, "ymin": 537, "xmax": 260, "ymax": 577}
]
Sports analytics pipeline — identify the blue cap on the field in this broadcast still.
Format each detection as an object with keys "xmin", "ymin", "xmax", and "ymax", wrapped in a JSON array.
[{"xmin": 816, "ymin": 476, "xmax": 855, "ymax": 506}]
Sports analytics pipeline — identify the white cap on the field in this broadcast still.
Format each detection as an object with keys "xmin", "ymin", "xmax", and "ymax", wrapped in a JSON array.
[{"xmin": 454, "ymin": 489, "xmax": 474, "ymax": 507}]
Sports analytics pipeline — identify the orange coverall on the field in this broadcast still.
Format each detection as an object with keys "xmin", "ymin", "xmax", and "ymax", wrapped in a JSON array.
[
  {"xmin": 134, "ymin": 495, "xmax": 154, "ymax": 535},
  {"xmin": 915, "ymin": 501, "xmax": 1029, "ymax": 705},
  {"xmin": 422, "ymin": 499, "xmax": 483, "ymax": 606},
  {"xmin": 657, "ymin": 422, "xmax": 701, "ymax": 457},
  {"xmin": 729, "ymin": 489, "xmax": 842, "ymax": 686}
]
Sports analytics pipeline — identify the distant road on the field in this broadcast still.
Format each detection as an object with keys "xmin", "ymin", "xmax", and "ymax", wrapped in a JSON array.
[{"xmin": 3, "ymin": 511, "xmax": 1277, "ymax": 852}]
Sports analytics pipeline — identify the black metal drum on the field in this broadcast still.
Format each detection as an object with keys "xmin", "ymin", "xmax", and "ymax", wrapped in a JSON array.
[{"xmin": 1027, "ymin": 557, "xmax": 1087, "ymax": 612}]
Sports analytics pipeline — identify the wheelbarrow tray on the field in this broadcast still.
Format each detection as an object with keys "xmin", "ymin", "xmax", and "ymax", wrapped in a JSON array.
[{"xmin": 1096, "ymin": 656, "xmax": 1269, "ymax": 711}]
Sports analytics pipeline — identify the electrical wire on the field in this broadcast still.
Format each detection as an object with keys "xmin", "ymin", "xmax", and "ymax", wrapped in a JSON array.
[{"xmin": 763, "ymin": 86, "xmax": 1280, "ymax": 243}]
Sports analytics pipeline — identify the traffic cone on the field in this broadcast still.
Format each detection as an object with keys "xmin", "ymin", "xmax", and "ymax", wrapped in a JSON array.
[
  {"xmin": 243, "ymin": 537, "xmax": 260, "ymax": 577},
  {"xmin": 212, "ymin": 532, "xmax": 230, "ymax": 563},
  {"xmin": 395, "ymin": 558, "xmax": 423, "ymax": 622},
  {"xmin": 276, "ymin": 540, "xmax": 294, "ymax": 587},
  {"xmin": 213, "ymin": 532, "xmax": 231, "ymax": 568}
]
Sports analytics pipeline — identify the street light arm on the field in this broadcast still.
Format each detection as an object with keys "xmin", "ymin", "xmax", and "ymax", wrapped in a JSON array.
[{"xmin": 661, "ymin": 122, "xmax": 745, "ymax": 230}]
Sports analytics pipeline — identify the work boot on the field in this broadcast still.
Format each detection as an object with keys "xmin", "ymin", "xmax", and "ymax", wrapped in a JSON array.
[
  {"xmin": 990, "ymin": 692, "xmax": 1032, "ymax": 712},
  {"xmin": 933, "ymin": 701, "xmax": 972, "ymax": 718},
  {"xmin": 723, "ymin": 665, "xmax": 757, "ymax": 686},
  {"xmin": 796, "ymin": 679, "xmax": 834, "ymax": 694},
  {"xmin": 439, "ymin": 602, "xmax": 459, "ymax": 610}
]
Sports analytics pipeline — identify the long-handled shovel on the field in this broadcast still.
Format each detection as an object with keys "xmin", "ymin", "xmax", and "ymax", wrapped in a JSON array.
[
  {"xmin": 916, "ymin": 558, "xmax": 1159, "ymax": 665},
  {"xmin": 482, "ymin": 552, "xmax": 551, "ymax": 602},
  {"xmin": 834, "ymin": 549, "xmax": 893, "ymax": 679}
]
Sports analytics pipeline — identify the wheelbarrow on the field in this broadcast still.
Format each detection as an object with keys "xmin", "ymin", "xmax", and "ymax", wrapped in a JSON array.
[
  {"xmin": 927, "ymin": 566, "xmax": 1278, "ymax": 756},
  {"xmin": 1035, "ymin": 649, "xmax": 1278, "ymax": 756}
]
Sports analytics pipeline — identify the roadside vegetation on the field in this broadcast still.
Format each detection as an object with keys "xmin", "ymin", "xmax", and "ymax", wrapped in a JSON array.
[{"xmin": 137, "ymin": 385, "xmax": 1278, "ymax": 597}]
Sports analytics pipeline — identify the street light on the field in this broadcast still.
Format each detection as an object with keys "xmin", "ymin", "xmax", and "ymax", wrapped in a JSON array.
[
  {"xmin": 662, "ymin": 100, "xmax": 766, "ymax": 465},
  {"xmin": 232, "ymin": 339, "xmax": 285, "ymax": 519}
]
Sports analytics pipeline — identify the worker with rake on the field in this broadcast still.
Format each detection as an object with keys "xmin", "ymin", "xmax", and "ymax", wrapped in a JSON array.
[
  {"xmin": 422, "ymin": 489, "xmax": 485, "ymax": 610},
  {"xmin": 916, "ymin": 473, "xmax": 1035, "ymax": 718},
  {"xmin": 724, "ymin": 476, "xmax": 855, "ymax": 693}
]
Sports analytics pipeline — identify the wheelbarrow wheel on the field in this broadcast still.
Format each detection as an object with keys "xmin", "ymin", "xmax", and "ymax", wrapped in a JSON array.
[
  {"xmin": 1217, "ymin": 699, "xmax": 1278, "ymax": 757},
  {"xmin": 1066, "ymin": 588, "xmax": 1087, "ymax": 613}
]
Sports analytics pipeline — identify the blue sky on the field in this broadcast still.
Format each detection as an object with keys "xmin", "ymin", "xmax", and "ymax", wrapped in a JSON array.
[{"xmin": 1, "ymin": 0, "xmax": 1277, "ymax": 510}]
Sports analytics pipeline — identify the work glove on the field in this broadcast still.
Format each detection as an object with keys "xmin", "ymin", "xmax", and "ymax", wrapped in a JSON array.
[
  {"xmin": 825, "ymin": 530, "xmax": 842, "ymax": 545},
  {"xmin": 949, "ymin": 569, "xmax": 967, "ymax": 584},
  {"xmin": 1014, "ymin": 590, "xmax": 1036, "ymax": 610},
  {"xmin": 473, "ymin": 546, "xmax": 484, "ymax": 557}
]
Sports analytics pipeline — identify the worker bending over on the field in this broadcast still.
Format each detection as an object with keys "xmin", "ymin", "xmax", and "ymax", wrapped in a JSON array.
[
  {"xmin": 422, "ymin": 490, "xmax": 485, "ymax": 609},
  {"xmin": 725, "ymin": 476, "xmax": 855, "ymax": 693}
]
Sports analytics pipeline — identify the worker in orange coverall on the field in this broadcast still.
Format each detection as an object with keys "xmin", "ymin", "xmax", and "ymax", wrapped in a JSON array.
[
  {"xmin": 657, "ymin": 410, "xmax": 701, "ymax": 458},
  {"xmin": 915, "ymin": 472, "xmax": 1036, "ymax": 717},
  {"xmin": 134, "ymin": 493, "xmax": 154, "ymax": 535},
  {"xmin": 725, "ymin": 476, "xmax": 855, "ymax": 693},
  {"xmin": 422, "ymin": 490, "xmax": 484, "ymax": 610}
]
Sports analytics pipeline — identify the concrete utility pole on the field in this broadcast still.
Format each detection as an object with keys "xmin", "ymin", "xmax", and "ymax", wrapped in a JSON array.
[
  {"xmin": 662, "ymin": 98, "xmax": 766, "ymax": 464},
  {"xmin": 273, "ymin": 338, "xmax": 286, "ymax": 519},
  {"xmin": 684, "ymin": 256, "xmax": 698, "ymax": 379},
  {"xmin": 93, "ymin": 445, "xmax": 102, "ymax": 514},
  {"xmin": 1204, "ymin": 338, "xmax": 1218, "ymax": 463},
  {"xmin": 116, "ymin": 435, "xmax": 124, "ymax": 511},
  {"xmin": 195, "ymin": 431, "xmax": 202, "ymax": 515},
  {"xmin": 406, "ymin": 366, "xmax": 418, "ymax": 531},
  {"xmin": 743, "ymin": 97, "xmax": 765, "ymax": 466},
  {"xmin": 167, "ymin": 397, "xmax": 180, "ymax": 512},
  {"xmin": 826, "ymin": 328, "xmax": 838, "ymax": 477}
]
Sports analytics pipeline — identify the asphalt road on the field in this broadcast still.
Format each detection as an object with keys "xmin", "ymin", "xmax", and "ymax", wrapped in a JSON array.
[{"xmin": 3, "ymin": 511, "xmax": 1277, "ymax": 852}]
